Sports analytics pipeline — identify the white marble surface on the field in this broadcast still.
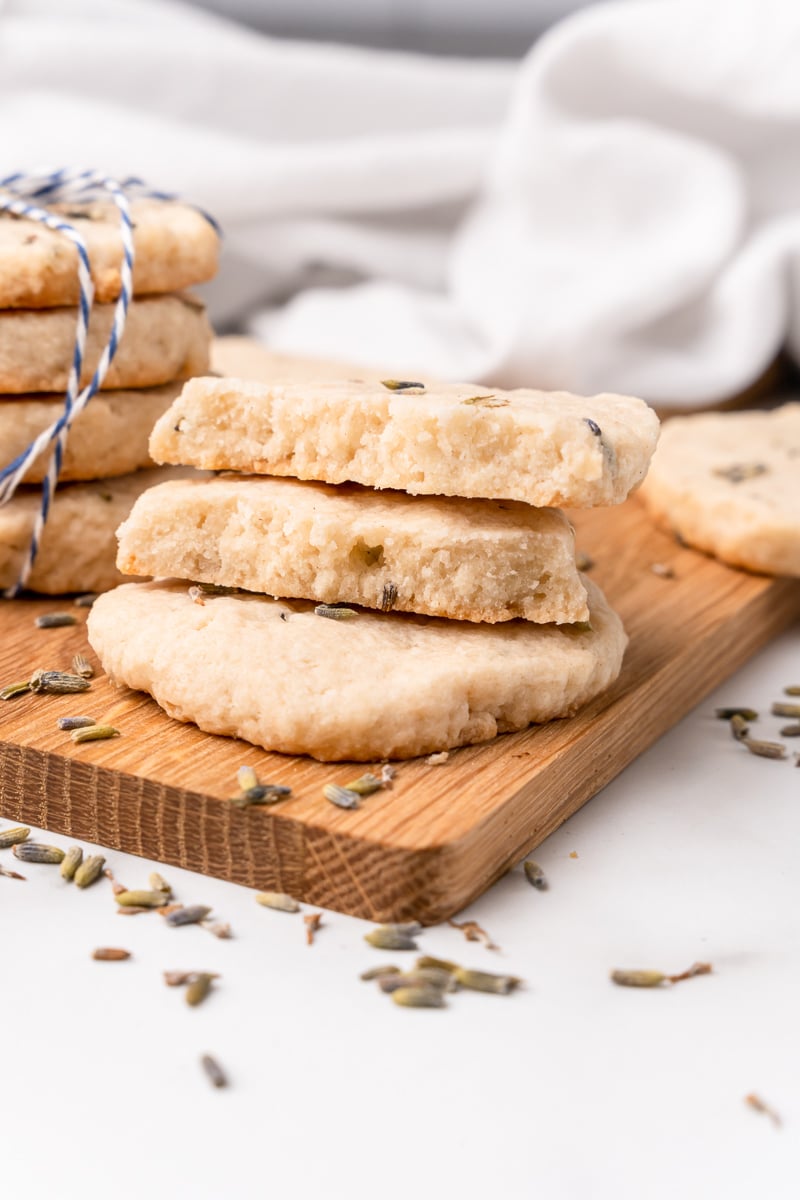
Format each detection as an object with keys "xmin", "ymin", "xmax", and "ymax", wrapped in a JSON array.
[{"xmin": 2, "ymin": 622, "xmax": 799, "ymax": 1200}]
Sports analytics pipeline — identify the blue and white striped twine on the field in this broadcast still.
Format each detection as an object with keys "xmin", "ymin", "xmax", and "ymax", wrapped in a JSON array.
[{"xmin": 0, "ymin": 168, "xmax": 219, "ymax": 598}]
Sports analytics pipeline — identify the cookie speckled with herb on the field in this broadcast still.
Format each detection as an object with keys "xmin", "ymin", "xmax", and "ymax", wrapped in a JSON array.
[
  {"xmin": 150, "ymin": 376, "xmax": 659, "ymax": 510},
  {"xmin": 639, "ymin": 404, "xmax": 800, "ymax": 576},
  {"xmin": 116, "ymin": 474, "xmax": 590, "ymax": 625},
  {"xmin": 87, "ymin": 575, "xmax": 626, "ymax": 762}
]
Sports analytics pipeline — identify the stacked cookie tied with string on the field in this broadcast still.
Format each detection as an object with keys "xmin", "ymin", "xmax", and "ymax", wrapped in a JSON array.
[
  {"xmin": 90, "ymin": 377, "xmax": 659, "ymax": 762},
  {"xmin": 0, "ymin": 185, "xmax": 219, "ymax": 595}
]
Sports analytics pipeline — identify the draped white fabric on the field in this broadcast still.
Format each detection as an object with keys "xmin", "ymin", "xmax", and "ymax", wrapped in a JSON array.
[{"xmin": 2, "ymin": 0, "xmax": 799, "ymax": 403}]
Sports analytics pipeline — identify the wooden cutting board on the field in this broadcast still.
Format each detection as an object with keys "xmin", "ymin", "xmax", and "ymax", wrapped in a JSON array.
[{"xmin": 1, "ymin": 345, "xmax": 798, "ymax": 922}]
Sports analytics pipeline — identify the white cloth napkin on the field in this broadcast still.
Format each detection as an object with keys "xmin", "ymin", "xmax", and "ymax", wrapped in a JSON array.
[{"xmin": 2, "ymin": 0, "xmax": 799, "ymax": 405}]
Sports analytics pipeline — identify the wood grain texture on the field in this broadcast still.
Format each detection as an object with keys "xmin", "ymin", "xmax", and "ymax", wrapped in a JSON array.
[{"xmin": 1, "ymin": 497, "xmax": 797, "ymax": 922}]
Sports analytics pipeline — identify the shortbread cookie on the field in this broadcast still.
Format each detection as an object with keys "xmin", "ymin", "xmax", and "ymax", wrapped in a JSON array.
[
  {"xmin": 639, "ymin": 404, "xmax": 800, "ymax": 576},
  {"xmin": 0, "ymin": 294, "xmax": 211, "ymax": 394},
  {"xmin": 87, "ymin": 576, "xmax": 626, "ymax": 761},
  {"xmin": 150, "ymin": 377, "xmax": 660, "ymax": 508},
  {"xmin": 0, "ymin": 200, "xmax": 219, "ymax": 308},
  {"xmin": 0, "ymin": 382, "xmax": 182, "ymax": 483},
  {"xmin": 116, "ymin": 474, "xmax": 589, "ymax": 624},
  {"xmin": 0, "ymin": 467, "xmax": 198, "ymax": 594}
]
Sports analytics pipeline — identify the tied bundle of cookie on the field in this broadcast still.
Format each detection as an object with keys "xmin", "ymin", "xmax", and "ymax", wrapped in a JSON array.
[
  {"xmin": 88, "ymin": 377, "xmax": 660, "ymax": 762},
  {"xmin": 0, "ymin": 197, "xmax": 219, "ymax": 594}
]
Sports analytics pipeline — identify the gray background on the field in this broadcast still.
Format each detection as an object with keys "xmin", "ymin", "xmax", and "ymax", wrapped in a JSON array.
[{"xmin": 188, "ymin": 0, "xmax": 604, "ymax": 56}]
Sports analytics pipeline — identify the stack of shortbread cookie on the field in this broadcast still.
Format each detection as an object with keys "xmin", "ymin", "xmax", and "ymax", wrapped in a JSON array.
[
  {"xmin": 0, "ymin": 199, "xmax": 219, "ymax": 593},
  {"xmin": 89, "ymin": 377, "xmax": 659, "ymax": 762}
]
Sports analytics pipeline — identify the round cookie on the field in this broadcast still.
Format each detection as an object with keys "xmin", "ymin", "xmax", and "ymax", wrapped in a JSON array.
[
  {"xmin": 87, "ymin": 576, "xmax": 626, "ymax": 761},
  {"xmin": 115, "ymin": 474, "xmax": 590, "ymax": 624},
  {"xmin": 0, "ymin": 467, "xmax": 198, "ymax": 595},
  {"xmin": 0, "ymin": 294, "xmax": 211, "ymax": 394},
  {"xmin": 0, "ymin": 382, "xmax": 182, "ymax": 483},
  {"xmin": 0, "ymin": 199, "xmax": 219, "ymax": 308},
  {"xmin": 150, "ymin": 376, "xmax": 660, "ymax": 509},
  {"xmin": 639, "ymin": 404, "xmax": 800, "ymax": 577}
]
